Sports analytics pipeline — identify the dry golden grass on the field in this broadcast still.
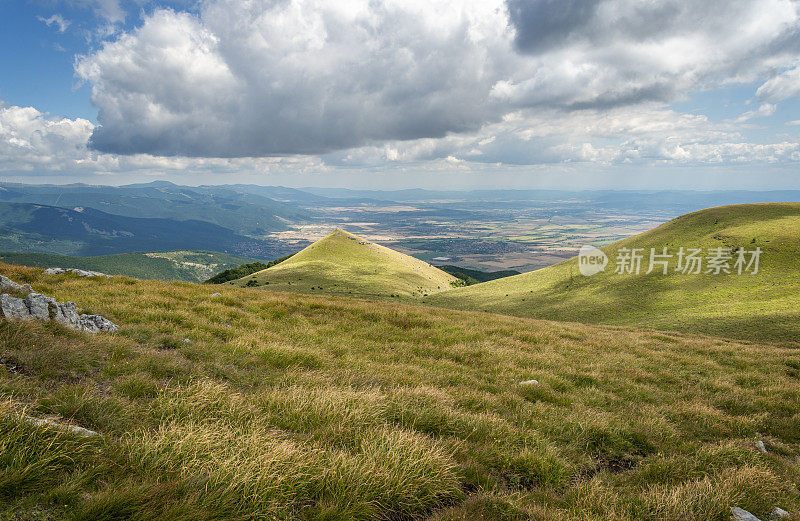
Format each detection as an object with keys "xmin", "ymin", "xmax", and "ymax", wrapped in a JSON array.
[{"xmin": 0, "ymin": 262, "xmax": 799, "ymax": 520}]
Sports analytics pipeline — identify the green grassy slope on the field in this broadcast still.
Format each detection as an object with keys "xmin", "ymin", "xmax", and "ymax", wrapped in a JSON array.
[
  {"xmin": 0, "ymin": 250, "xmax": 259, "ymax": 282},
  {"xmin": 1, "ymin": 263, "xmax": 799, "ymax": 520},
  {"xmin": 428, "ymin": 203, "xmax": 800, "ymax": 343},
  {"xmin": 231, "ymin": 229, "xmax": 458, "ymax": 298}
]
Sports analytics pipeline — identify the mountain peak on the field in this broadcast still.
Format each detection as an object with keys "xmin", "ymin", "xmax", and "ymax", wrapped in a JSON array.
[{"xmin": 232, "ymin": 228, "xmax": 456, "ymax": 297}]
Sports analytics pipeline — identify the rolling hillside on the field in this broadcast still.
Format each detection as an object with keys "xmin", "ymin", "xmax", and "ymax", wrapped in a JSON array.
[
  {"xmin": 1, "ymin": 263, "xmax": 799, "ymax": 520},
  {"xmin": 0, "ymin": 250, "xmax": 259, "ymax": 282},
  {"xmin": 230, "ymin": 229, "xmax": 458, "ymax": 298},
  {"xmin": 429, "ymin": 203, "xmax": 800, "ymax": 343}
]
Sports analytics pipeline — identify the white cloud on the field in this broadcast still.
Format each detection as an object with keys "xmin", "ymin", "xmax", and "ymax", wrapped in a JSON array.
[
  {"xmin": 0, "ymin": 103, "xmax": 94, "ymax": 171},
  {"xmin": 2, "ymin": 95, "xmax": 798, "ymax": 181},
  {"xmin": 0, "ymin": 100, "xmax": 323, "ymax": 177},
  {"xmin": 729, "ymin": 103, "xmax": 777, "ymax": 123},
  {"xmin": 38, "ymin": 14, "xmax": 70, "ymax": 33},
  {"xmin": 78, "ymin": 0, "xmax": 125, "ymax": 24},
  {"xmin": 757, "ymin": 65, "xmax": 800, "ymax": 102},
  {"xmin": 326, "ymin": 104, "xmax": 800, "ymax": 167},
  {"xmin": 75, "ymin": 0, "xmax": 800, "ymax": 158}
]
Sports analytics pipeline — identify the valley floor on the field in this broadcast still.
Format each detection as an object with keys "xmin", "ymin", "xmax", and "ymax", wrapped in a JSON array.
[{"xmin": 1, "ymin": 264, "xmax": 799, "ymax": 520}]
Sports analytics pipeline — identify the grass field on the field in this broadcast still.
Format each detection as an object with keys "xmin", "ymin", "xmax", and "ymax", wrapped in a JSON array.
[
  {"xmin": 1, "ymin": 263, "xmax": 799, "ymax": 520},
  {"xmin": 0, "ymin": 250, "xmax": 258, "ymax": 282},
  {"xmin": 230, "ymin": 229, "xmax": 457, "ymax": 298},
  {"xmin": 429, "ymin": 203, "xmax": 800, "ymax": 344}
]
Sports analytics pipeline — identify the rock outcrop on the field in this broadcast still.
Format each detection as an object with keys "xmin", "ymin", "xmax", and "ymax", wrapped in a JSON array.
[
  {"xmin": 0, "ymin": 276, "xmax": 118, "ymax": 333},
  {"xmin": 0, "ymin": 275, "xmax": 32, "ymax": 294},
  {"xmin": 44, "ymin": 267, "xmax": 113, "ymax": 278}
]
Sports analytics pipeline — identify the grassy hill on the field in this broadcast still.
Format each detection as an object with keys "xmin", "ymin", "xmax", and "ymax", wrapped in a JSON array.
[
  {"xmin": 1, "ymin": 263, "xmax": 799, "ymax": 520},
  {"xmin": 428, "ymin": 203, "xmax": 800, "ymax": 343},
  {"xmin": 230, "ymin": 229, "xmax": 458, "ymax": 298},
  {"xmin": 0, "ymin": 250, "xmax": 259, "ymax": 282}
]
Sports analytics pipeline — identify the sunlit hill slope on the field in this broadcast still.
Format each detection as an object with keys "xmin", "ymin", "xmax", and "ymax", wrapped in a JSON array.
[
  {"xmin": 229, "ymin": 229, "xmax": 458, "ymax": 298},
  {"xmin": 428, "ymin": 203, "xmax": 800, "ymax": 343}
]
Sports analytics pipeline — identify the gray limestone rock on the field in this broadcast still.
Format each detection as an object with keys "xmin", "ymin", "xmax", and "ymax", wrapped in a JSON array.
[
  {"xmin": 731, "ymin": 507, "xmax": 762, "ymax": 521},
  {"xmin": 0, "ymin": 275, "xmax": 32, "ymax": 294},
  {"xmin": 78, "ymin": 314, "xmax": 119, "ymax": 333},
  {"xmin": 53, "ymin": 301, "xmax": 80, "ymax": 328},
  {"xmin": 24, "ymin": 293, "xmax": 56, "ymax": 321},
  {"xmin": 0, "ymin": 275, "xmax": 118, "ymax": 333},
  {"xmin": 0, "ymin": 294, "xmax": 32, "ymax": 320},
  {"xmin": 44, "ymin": 267, "xmax": 112, "ymax": 278}
]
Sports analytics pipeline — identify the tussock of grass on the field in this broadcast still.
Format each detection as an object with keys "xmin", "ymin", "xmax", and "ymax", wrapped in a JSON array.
[{"xmin": 0, "ymin": 262, "xmax": 799, "ymax": 519}]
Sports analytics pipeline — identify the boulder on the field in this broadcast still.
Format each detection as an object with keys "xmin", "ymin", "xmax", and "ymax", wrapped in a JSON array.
[
  {"xmin": 24, "ymin": 293, "xmax": 56, "ymax": 321},
  {"xmin": 0, "ymin": 294, "xmax": 32, "ymax": 321},
  {"xmin": 0, "ymin": 275, "xmax": 118, "ymax": 333},
  {"xmin": 72, "ymin": 269, "xmax": 112, "ymax": 278},
  {"xmin": 0, "ymin": 275, "xmax": 32, "ymax": 294},
  {"xmin": 770, "ymin": 508, "xmax": 789, "ymax": 519},
  {"xmin": 78, "ymin": 314, "xmax": 119, "ymax": 333},
  {"xmin": 44, "ymin": 267, "xmax": 112, "ymax": 278},
  {"xmin": 520, "ymin": 379, "xmax": 539, "ymax": 385},
  {"xmin": 756, "ymin": 440, "xmax": 767, "ymax": 453},
  {"xmin": 53, "ymin": 301, "xmax": 80, "ymax": 328},
  {"xmin": 732, "ymin": 507, "xmax": 762, "ymax": 521}
]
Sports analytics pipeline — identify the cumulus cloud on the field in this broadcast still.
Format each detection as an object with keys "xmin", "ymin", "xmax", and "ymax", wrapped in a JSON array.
[
  {"xmin": 74, "ymin": 0, "xmax": 800, "ymax": 158},
  {"xmin": 0, "ymin": 103, "xmax": 94, "ymax": 171},
  {"xmin": 1, "ymin": 96, "xmax": 798, "ymax": 182},
  {"xmin": 0, "ymin": 100, "xmax": 323, "ymax": 177}
]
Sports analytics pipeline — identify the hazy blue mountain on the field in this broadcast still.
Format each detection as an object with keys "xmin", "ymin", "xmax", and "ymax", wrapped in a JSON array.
[
  {"xmin": 0, "ymin": 202, "xmax": 301, "ymax": 258},
  {"xmin": 0, "ymin": 182, "xmax": 308, "ymax": 237}
]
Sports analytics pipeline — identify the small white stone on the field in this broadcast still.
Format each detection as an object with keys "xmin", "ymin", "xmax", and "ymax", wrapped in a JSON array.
[
  {"xmin": 211, "ymin": 292, "xmax": 222, "ymax": 297},
  {"xmin": 770, "ymin": 507, "xmax": 789, "ymax": 519},
  {"xmin": 24, "ymin": 415, "xmax": 99, "ymax": 437},
  {"xmin": 756, "ymin": 440, "xmax": 767, "ymax": 453},
  {"xmin": 731, "ymin": 507, "xmax": 762, "ymax": 521},
  {"xmin": 520, "ymin": 379, "xmax": 539, "ymax": 385}
]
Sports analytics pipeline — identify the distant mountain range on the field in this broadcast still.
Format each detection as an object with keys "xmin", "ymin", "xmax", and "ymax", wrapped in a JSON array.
[
  {"xmin": 0, "ymin": 182, "xmax": 320, "ymax": 259},
  {"xmin": 1, "ymin": 181, "xmax": 799, "ymax": 272}
]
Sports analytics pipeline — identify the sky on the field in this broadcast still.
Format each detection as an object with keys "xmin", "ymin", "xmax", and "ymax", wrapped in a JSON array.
[{"xmin": 0, "ymin": 0, "xmax": 799, "ymax": 189}]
